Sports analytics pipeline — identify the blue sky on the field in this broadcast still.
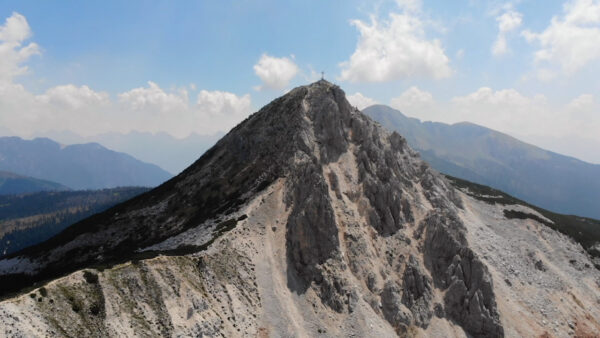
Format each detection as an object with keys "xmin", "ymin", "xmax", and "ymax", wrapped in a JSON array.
[{"xmin": 0, "ymin": 0, "xmax": 599, "ymax": 162}]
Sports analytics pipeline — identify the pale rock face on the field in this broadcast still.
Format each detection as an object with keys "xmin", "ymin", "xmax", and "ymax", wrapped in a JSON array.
[{"xmin": 0, "ymin": 81, "xmax": 599, "ymax": 337}]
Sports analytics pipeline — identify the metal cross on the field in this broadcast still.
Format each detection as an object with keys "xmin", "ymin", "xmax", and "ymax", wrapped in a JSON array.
[{"xmin": 321, "ymin": 71, "xmax": 324, "ymax": 80}]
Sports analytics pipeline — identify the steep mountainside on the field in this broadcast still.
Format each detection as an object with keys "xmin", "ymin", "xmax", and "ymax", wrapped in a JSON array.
[
  {"xmin": 0, "ymin": 81, "xmax": 598, "ymax": 337},
  {"xmin": 363, "ymin": 104, "xmax": 600, "ymax": 219},
  {"xmin": 0, "ymin": 187, "xmax": 149, "ymax": 257},
  {"xmin": 0, "ymin": 137, "xmax": 172, "ymax": 190},
  {"xmin": 0, "ymin": 171, "xmax": 68, "ymax": 195}
]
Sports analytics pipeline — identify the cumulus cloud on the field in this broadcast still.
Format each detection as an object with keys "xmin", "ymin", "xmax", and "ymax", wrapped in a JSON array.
[
  {"xmin": 565, "ymin": 94, "xmax": 597, "ymax": 130},
  {"xmin": 196, "ymin": 90, "xmax": 251, "ymax": 116},
  {"xmin": 387, "ymin": 87, "xmax": 600, "ymax": 153},
  {"xmin": 339, "ymin": 6, "xmax": 451, "ymax": 83},
  {"xmin": 0, "ymin": 12, "xmax": 254, "ymax": 139},
  {"xmin": 38, "ymin": 85, "xmax": 110, "ymax": 110},
  {"xmin": 449, "ymin": 87, "xmax": 552, "ymax": 134},
  {"xmin": 119, "ymin": 81, "xmax": 188, "ymax": 113},
  {"xmin": 522, "ymin": 0, "xmax": 600, "ymax": 74},
  {"xmin": 347, "ymin": 92, "xmax": 378, "ymax": 110},
  {"xmin": 492, "ymin": 8, "xmax": 523, "ymax": 56},
  {"xmin": 0, "ymin": 12, "xmax": 40, "ymax": 83},
  {"xmin": 390, "ymin": 86, "xmax": 436, "ymax": 113},
  {"xmin": 567, "ymin": 93, "xmax": 594, "ymax": 111},
  {"xmin": 0, "ymin": 80, "xmax": 252, "ymax": 138},
  {"xmin": 117, "ymin": 83, "xmax": 253, "ymax": 136},
  {"xmin": 253, "ymin": 54, "xmax": 299, "ymax": 90}
]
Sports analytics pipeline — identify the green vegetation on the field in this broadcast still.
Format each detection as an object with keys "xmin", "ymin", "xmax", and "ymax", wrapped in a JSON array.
[
  {"xmin": 446, "ymin": 175, "xmax": 600, "ymax": 257},
  {"xmin": 83, "ymin": 271, "xmax": 99, "ymax": 284},
  {"xmin": 0, "ymin": 187, "xmax": 149, "ymax": 257},
  {"xmin": 39, "ymin": 287, "xmax": 48, "ymax": 297},
  {"xmin": 0, "ymin": 187, "xmax": 150, "ymax": 220}
]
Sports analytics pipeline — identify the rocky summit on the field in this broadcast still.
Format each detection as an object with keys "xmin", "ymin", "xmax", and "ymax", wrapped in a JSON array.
[{"xmin": 0, "ymin": 80, "xmax": 599, "ymax": 337}]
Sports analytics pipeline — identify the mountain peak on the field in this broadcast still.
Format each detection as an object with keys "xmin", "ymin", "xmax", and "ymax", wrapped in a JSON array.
[{"xmin": 4, "ymin": 82, "xmax": 599, "ymax": 337}]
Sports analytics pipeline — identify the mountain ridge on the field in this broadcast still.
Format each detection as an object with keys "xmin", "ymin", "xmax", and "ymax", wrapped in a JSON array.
[
  {"xmin": 0, "ymin": 136, "xmax": 172, "ymax": 190},
  {"xmin": 38, "ymin": 130, "xmax": 224, "ymax": 175},
  {"xmin": 0, "ymin": 81, "xmax": 598, "ymax": 337},
  {"xmin": 363, "ymin": 104, "xmax": 600, "ymax": 219},
  {"xmin": 0, "ymin": 171, "xmax": 69, "ymax": 195}
]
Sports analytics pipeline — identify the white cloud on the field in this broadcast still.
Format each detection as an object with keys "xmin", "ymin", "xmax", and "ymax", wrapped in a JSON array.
[
  {"xmin": 390, "ymin": 87, "xmax": 600, "ymax": 149},
  {"xmin": 0, "ymin": 81, "xmax": 253, "ymax": 138},
  {"xmin": 450, "ymin": 87, "xmax": 551, "ymax": 133},
  {"xmin": 196, "ymin": 90, "xmax": 251, "ymax": 116},
  {"xmin": 39, "ymin": 85, "xmax": 110, "ymax": 110},
  {"xmin": 119, "ymin": 81, "xmax": 188, "ymax": 113},
  {"xmin": 0, "ymin": 12, "xmax": 40, "ymax": 83},
  {"xmin": 0, "ymin": 12, "xmax": 32, "ymax": 43},
  {"xmin": 114, "ymin": 83, "xmax": 252, "ymax": 136},
  {"xmin": 492, "ymin": 8, "xmax": 523, "ymax": 56},
  {"xmin": 567, "ymin": 93, "xmax": 594, "ymax": 111},
  {"xmin": 0, "ymin": 82, "xmax": 113, "ymax": 137},
  {"xmin": 253, "ymin": 54, "xmax": 299, "ymax": 90},
  {"xmin": 339, "ymin": 8, "xmax": 452, "ymax": 83},
  {"xmin": 522, "ymin": 0, "xmax": 600, "ymax": 74},
  {"xmin": 347, "ymin": 92, "xmax": 378, "ymax": 110},
  {"xmin": 565, "ymin": 94, "xmax": 597, "ymax": 129},
  {"xmin": 0, "ymin": 12, "xmax": 254, "ymax": 139},
  {"xmin": 451, "ymin": 87, "xmax": 541, "ymax": 108},
  {"xmin": 534, "ymin": 68, "xmax": 556, "ymax": 81},
  {"xmin": 390, "ymin": 86, "xmax": 436, "ymax": 114}
]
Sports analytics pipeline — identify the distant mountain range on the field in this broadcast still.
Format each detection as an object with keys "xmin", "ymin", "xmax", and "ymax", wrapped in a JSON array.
[
  {"xmin": 41, "ymin": 131, "xmax": 223, "ymax": 175},
  {"xmin": 364, "ymin": 104, "xmax": 600, "ymax": 219},
  {"xmin": 0, "ymin": 171, "xmax": 68, "ymax": 195},
  {"xmin": 0, "ymin": 137, "xmax": 172, "ymax": 190}
]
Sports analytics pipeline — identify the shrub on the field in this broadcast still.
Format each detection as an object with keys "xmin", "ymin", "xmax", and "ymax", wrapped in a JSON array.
[
  {"xmin": 89, "ymin": 302, "xmax": 102, "ymax": 316},
  {"xmin": 83, "ymin": 271, "xmax": 99, "ymax": 284},
  {"xmin": 39, "ymin": 287, "xmax": 48, "ymax": 297}
]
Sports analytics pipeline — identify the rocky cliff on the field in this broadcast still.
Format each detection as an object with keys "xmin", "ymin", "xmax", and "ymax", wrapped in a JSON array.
[{"xmin": 0, "ymin": 81, "xmax": 598, "ymax": 337}]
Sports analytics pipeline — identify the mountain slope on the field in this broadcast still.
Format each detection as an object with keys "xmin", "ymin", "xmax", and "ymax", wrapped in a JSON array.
[
  {"xmin": 0, "ymin": 81, "xmax": 598, "ymax": 337},
  {"xmin": 0, "ymin": 171, "xmax": 68, "ymax": 195},
  {"xmin": 363, "ymin": 104, "xmax": 600, "ymax": 219},
  {"xmin": 0, "ymin": 137, "xmax": 172, "ymax": 189},
  {"xmin": 0, "ymin": 187, "xmax": 149, "ymax": 257}
]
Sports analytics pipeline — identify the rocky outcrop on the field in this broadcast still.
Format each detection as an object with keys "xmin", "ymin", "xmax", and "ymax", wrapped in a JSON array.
[
  {"xmin": 381, "ymin": 281, "xmax": 414, "ymax": 334},
  {"xmin": 401, "ymin": 255, "xmax": 433, "ymax": 328},
  {"xmin": 352, "ymin": 119, "xmax": 417, "ymax": 236},
  {"xmin": 285, "ymin": 163, "xmax": 339, "ymax": 288},
  {"xmin": 423, "ymin": 211, "xmax": 503, "ymax": 338}
]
